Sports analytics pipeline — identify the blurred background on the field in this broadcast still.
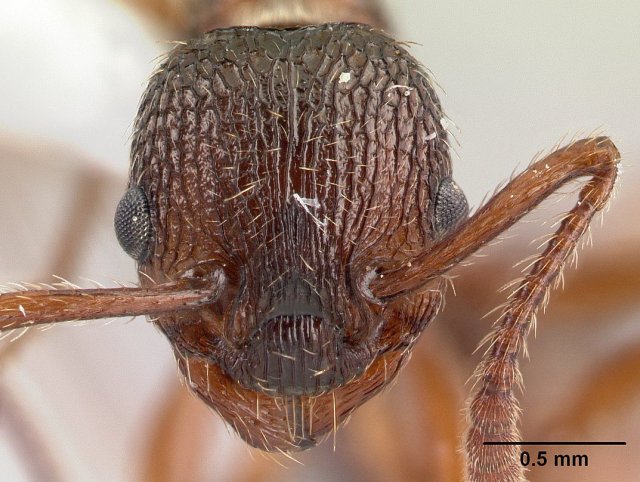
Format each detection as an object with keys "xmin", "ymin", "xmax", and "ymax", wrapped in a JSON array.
[{"xmin": 0, "ymin": 1, "xmax": 638, "ymax": 480}]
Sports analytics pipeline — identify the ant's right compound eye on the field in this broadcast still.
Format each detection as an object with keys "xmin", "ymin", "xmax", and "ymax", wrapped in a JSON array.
[{"xmin": 114, "ymin": 187, "xmax": 153, "ymax": 263}]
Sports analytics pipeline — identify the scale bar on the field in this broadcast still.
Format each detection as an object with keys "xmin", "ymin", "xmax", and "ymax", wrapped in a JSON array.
[{"xmin": 483, "ymin": 441, "xmax": 626, "ymax": 446}]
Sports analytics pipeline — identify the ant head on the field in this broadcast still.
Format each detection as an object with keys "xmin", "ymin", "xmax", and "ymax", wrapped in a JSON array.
[{"xmin": 115, "ymin": 23, "xmax": 467, "ymax": 451}]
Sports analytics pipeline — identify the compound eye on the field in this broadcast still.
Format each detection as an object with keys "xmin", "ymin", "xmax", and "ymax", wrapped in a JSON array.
[
  {"xmin": 114, "ymin": 187, "xmax": 153, "ymax": 262},
  {"xmin": 433, "ymin": 177, "xmax": 469, "ymax": 236}
]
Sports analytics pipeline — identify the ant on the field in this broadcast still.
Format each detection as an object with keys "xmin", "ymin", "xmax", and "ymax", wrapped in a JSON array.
[{"xmin": 0, "ymin": 2, "xmax": 623, "ymax": 480}]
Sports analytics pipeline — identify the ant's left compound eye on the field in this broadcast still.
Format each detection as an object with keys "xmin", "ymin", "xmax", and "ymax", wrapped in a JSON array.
[
  {"xmin": 114, "ymin": 187, "xmax": 153, "ymax": 263},
  {"xmin": 433, "ymin": 177, "xmax": 469, "ymax": 236}
]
